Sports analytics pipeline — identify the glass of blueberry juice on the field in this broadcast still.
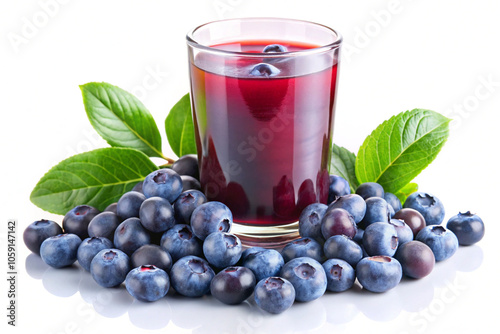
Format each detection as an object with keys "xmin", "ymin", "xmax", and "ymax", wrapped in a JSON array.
[{"xmin": 186, "ymin": 18, "xmax": 342, "ymax": 246}]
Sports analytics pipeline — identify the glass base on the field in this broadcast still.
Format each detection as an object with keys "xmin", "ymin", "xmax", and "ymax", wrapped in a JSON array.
[{"xmin": 231, "ymin": 221, "xmax": 301, "ymax": 248}]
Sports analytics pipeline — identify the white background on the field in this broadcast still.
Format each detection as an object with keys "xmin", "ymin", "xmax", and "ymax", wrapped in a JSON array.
[{"xmin": 1, "ymin": 0, "xmax": 499, "ymax": 333}]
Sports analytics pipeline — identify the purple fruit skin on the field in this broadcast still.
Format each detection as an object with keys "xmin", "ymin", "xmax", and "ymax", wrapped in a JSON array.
[
  {"xmin": 321, "ymin": 208, "xmax": 357, "ymax": 240},
  {"xmin": 395, "ymin": 240, "xmax": 435, "ymax": 279}
]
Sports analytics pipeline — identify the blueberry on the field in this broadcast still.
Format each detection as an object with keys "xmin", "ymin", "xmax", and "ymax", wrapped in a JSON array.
[
  {"xmin": 322, "ymin": 259, "xmax": 356, "ymax": 292},
  {"xmin": 416, "ymin": 225, "xmax": 458, "ymax": 261},
  {"xmin": 281, "ymin": 237, "xmax": 324, "ymax": 263},
  {"xmin": 298, "ymin": 203, "xmax": 328, "ymax": 243},
  {"xmin": 139, "ymin": 197, "xmax": 175, "ymax": 233},
  {"xmin": 323, "ymin": 235, "xmax": 363, "ymax": 267},
  {"xmin": 104, "ymin": 203, "xmax": 118, "ymax": 214},
  {"xmin": 254, "ymin": 277, "xmax": 295, "ymax": 314},
  {"xmin": 143, "ymin": 169, "xmax": 183, "ymax": 203},
  {"xmin": 328, "ymin": 175, "xmax": 350, "ymax": 204},
  {"xmin": 160, "ymin": 224, "xmax": 203, "ymax": 261},
  {"xmin": 117, "ymin": 191, "xmax": 146, "ymax": 220},
  {"xmin": 90, "ymin": 248, "xmax": 131, "ymax": 288},
  {"xmin": 353, "ymin": 228, "xmax": 364, "ymax": 244},
  {"xmin": 132, "ymin": 181, "xmax": 144, "ymax": 193},
  {"xmin": 203, "ymin": 232, "xmax": 242, "ymax": 268},
  {"xmin": 77, "ymin": 237, "xmax": 113, "ymax": 271},
  {"xmin": 321, "ymin": 208, "xmax": 357, "ymax": 240},
  {"xmin": 125, "ymin": 265, "xmax": 170, "ymax": 302},
  {"xmin": 356, "ymin": 182, "xmax": 384, "ymax": 200},
  {"xmin": 242, "ymin": 249, "xmax": 284, "ymax": 281},
  {"xmin": 388, "ymin": 204, "xmax": 395, "ymax": 218},
  {"xmin": 384, "ymin": 192, "xmax": 402, "ymax": 213},
  {"xmin": 210, "ymin": 266, "xmax": 256, "ymax": 305},
  {"xmin": 171, "ymin": 154, "xmax": 199, "ymax": 180},
  {"xmin": 360, "ymin": 197, "xmax": 391, "ymax": 228},
  {"xmin": 131, "ymin": 244, "xmax": 173, "ymax": 273},
  {"xmin": 88, "ymin": 212, "xmax": 121, "ymax": 243},
  {"xmin": 180, "ymin": 175, "xmax": 201, "ymax": 191},
  {"xmin": 190, "ymin": 202, "xmax": 233, "ymax": 240},
  {"xmin": 263, "ymin": 44, "xmax": 288, "ymax": 53},
  {"xmin": 113, "ymin": 218, "xmax": 151, "ymax": 256},
  {"xmin": 327, "ymin": 194, "xmax": 366, "ymax": 224},
  {"xmin": 40, "ymin": 233, "xmax": 82, "ymax": 268},
  {"xmin": 62, "ymin": 205, "xmax": 100, "ymax": 239},
  {"xmin": 249, "ymin": 63, "xmax": 280, "ymax": 77},
  {"xmin": 280, "ymin": 257, "xmax": 327, "ymax": 302},
  {"xmin": 446, "ymin": 211, "xmax": 485, "ymax": 246},
  {"xmin": 23, "ymin": 219, "xmax": 63, "ymax": 255},
  {"xmin": 170, "ymin": 255, "xmax": 215, "ymax": 297},
  {"xmin": 173, "ymin": 190, "xmax": 207, "ymax": 224},
  {"xmin": 362, "ymin": 222, "xmax": 398, "ymax": 257},
  {"xmin": 240, "ymin": 247, "xmax": 267, "ymax": 263},
  {"xmin": 393, "ymin": 208, "xmax": 426, "ymax": 236},
  {"xmin": 388, "ymin": 219, "xmax": 414, "ymax": 245},
  {"xmin": 404, "ymin": 192, "xmax": 445, "ymax": 225},
  {"xmin": 395, "ymin": 240, "xmax": 435, "ymax": 279},
  {"xmin": 356, "ymin": 256, "xmax": 402, "ymax": 293}
]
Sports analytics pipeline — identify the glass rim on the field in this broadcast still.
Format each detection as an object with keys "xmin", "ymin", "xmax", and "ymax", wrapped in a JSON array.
[{"xmin": 186, "ymin": 17, "xmax": 342, "ymax": 57}]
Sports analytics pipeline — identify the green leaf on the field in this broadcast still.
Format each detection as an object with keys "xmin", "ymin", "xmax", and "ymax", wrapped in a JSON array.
[
  {"xmin": 165, "ymin": 93, "xmax": 197, "ymax": 157},
  {"xmin": 30, "ymin": 148, "xmax": 158, "ymax": 215},
  {"xmin": 80, "ymin": 82, "xmax": 163, "ymax": 158},
  {"xmin": 329, "ymin": 144, "xmax": 358, "ymax": 193},
  {"xmin": 395, "ymin": 182, "xmax": 419, "ymax": 204},
  {"xmin": 355, "ymin": 109, "xmax": 450, "ymax": 194}
]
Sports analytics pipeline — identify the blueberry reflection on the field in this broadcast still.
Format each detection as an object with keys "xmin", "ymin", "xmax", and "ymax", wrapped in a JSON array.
[
  {"xmin": 92, "ymin": 286, "xmax": 133, "ymax": 318},
  {"xmin": 25, "ymin": 253, "xmax": 49, "ymax": 279},
  {"xmin": 42, "ymin": 265, "xmax": 82, "ymax": 297},
  {"xmin": 454, "ymin": 245, "xmax": 483, "ymax": 272},
  {"xmin": 169, "ymin": 295, "xmax": 207, "ymax": 330},
  {"xmin": 128, "ymin": 298, "xmax": 172, "ymax": 330},
  {"xmin": 321, "ymin": 285, "xmax": 361, "ymax": 325},
  {"xmin": 277, "ymin": 297, "xmax": 326, "ymax": 332},
  {"xmin": 25, "ymin": 241, "xmax": 483, "ymax": 331},
  {"xmin": 192, "ymin": 300, "xmax": 257, "ymax": 334},
  {"xmin": 356, "ymin": 285, "xmax": 403, "ymax": 322},
  {"xmin": 78, "ymin": 272, "xmax": 105, "ymax": 304},
  {"xmin": 396, "ymin": 277, "xmax": 435, "ymax": 312}
]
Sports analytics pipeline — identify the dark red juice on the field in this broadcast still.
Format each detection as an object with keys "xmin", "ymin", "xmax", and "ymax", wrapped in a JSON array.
[{"xmin": 189, "ymin": 41, "xmax": 338, "ymax": 226}]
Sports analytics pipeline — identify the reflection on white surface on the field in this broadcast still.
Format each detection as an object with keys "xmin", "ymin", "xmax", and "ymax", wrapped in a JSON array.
[{"xmin": 25, "ymin": 245, "xmax": 484, "ymax": 332}]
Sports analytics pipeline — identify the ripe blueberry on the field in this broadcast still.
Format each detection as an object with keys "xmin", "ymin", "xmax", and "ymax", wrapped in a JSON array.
[
  {"xmin": 117, "ymin": 191, "xmax": 146, "ymax": 220},
  {"xmin": 404, "ymin": 192, "xmax": 445, "ymax": 225},
  {"xmin": 210, "ymin": 266, "xmax": 256, "ymax": 305},
  {"xmin": 322, "ymin": 259, "xmax": 355, "ymax": 292},
  {"xmin": 62, "ymin": 205, "xmax": 100, "ymax": 239},
  {"xmin": 280, "ymin": 257, "xmax": 327, "ymax": 302},
  {"xmin": 190, "ymin": 202, "xmax": 233, "ymax": 240},
  {"xmin": 23, "ymin": 219, "xmax": 63, "ymax": 255},
  {"xmin": 254, "ymin": 277, "xmax": 295, "ymax": 314},
  {"xmin": 90, "ymin": 248, "xmax": 130, "ymax": 288},
  {"xmin": 40, "ymin": 233, "xmax": 82, "ymax": 268},
  {"xmin": 143, "ymin": 169, "xmax": 183, "ymax": 203},
  {"xmin": 356, "ymin": 256, "xmax": 402, "ymax": 293},
  {"xmin": 446, "ymin": 211, "xmax": 485, "ymax": 246},
  {"xmin": 77, "ymin": 237, "xmax": 113, "ymax": 271},
  {"xmin": 125, "ymin": 265, "xmax": 170, "ymax": 302}
]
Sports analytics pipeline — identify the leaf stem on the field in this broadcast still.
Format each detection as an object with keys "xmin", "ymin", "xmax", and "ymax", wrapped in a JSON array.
[{"xmin": 159, "ymin": 152, "xmax": 176, "ymax": 164}]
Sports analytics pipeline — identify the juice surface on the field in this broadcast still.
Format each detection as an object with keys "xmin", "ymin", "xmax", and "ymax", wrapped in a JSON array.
[{"xmin": 189, "ymin": 41, "xmax": 338, "ymax": 226}]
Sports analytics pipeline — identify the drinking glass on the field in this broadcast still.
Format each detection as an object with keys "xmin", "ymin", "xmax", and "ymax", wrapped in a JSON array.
[{"xmin": 186, "ymin": 18, "xmax": 342, "ymax": 246}]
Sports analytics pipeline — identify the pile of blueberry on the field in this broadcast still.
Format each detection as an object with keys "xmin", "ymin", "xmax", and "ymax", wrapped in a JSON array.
[{"xmin": 24, "ymin": 155, "xmax": 485, "ymax": 314}]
